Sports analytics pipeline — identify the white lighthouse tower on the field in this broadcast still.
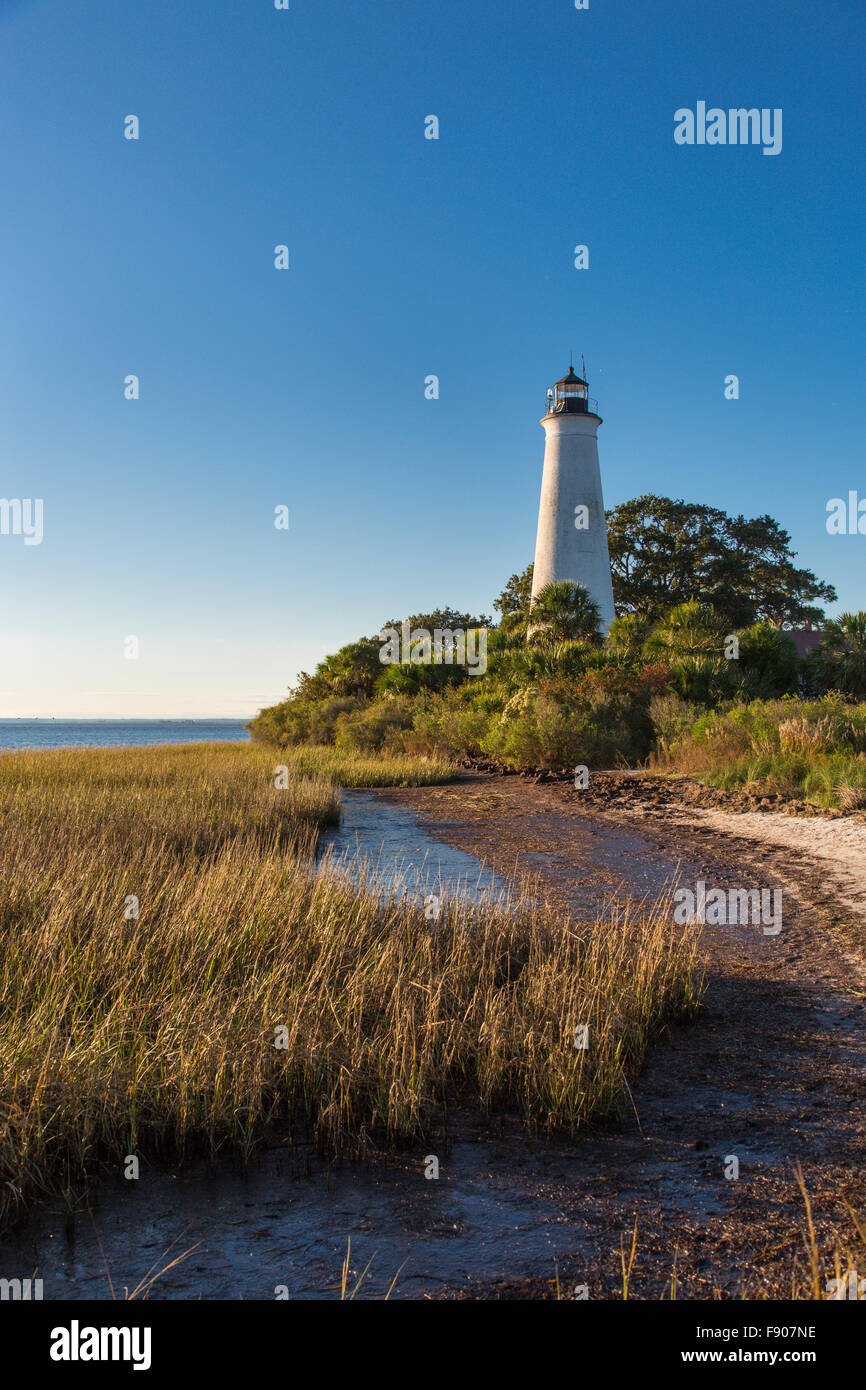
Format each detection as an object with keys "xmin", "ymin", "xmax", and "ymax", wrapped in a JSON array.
[{"xmin": 530, "ymin": 362, "xmax": 616, "ymax": 633}]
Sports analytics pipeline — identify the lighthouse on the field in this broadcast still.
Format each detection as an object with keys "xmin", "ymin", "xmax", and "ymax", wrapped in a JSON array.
[{"xmin": 529, "ymin": 363, "xmax": 616, "ymax": 633}]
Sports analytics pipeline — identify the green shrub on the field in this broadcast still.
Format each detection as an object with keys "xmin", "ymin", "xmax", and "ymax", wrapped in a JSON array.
[
  {"xmin": 334, "ymin": 696, "xmax": 417, "ymax": 753},
  {"xmin": 248, "ymin": 696, "xmax": 361, "ymax": 748},
  {"xmin": 650, "ymin": 692, "xmax": 703, "ymax": 751},
  {"xmin": 482, "ymin": 695, "xmax": 637, "ymax": 769},
  {"xmin": 406, "ymin": 691, "xmax": 492, "ymax": 758},
  {"xmin": 651, "ymin": 695, "xmax": 866, "ymax": 807}
]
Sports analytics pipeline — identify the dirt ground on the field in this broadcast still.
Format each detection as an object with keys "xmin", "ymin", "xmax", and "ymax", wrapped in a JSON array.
[{"xmin": 376, "ymin": 770, "xmax": 866, "ymax": 1299}]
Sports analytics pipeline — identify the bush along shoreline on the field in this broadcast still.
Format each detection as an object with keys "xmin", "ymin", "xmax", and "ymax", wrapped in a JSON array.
[{"xmin": 249, "ymin": 550, "xmax": 866, "ymax": 813}]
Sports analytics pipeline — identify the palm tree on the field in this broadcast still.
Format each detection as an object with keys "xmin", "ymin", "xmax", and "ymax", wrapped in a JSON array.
[
  {"xmin": 528, "ymin": 581, "xmax": 602, "ymax": 647},
  {"xmin": 813, "ymin": 612, "xmax": 866, "ymax": 695},
  {"xmin": 606, "ymin": 611, "xmax": 652, "ymax": 655},
  {"xmin": 642, "ymin": 600, "xmax": 729, "ymax": 659}
]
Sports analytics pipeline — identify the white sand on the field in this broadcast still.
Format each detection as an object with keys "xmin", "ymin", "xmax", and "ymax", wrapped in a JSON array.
[{"xmin": 683, "ymin": 807, "xmax": 866, "ymax": 917}]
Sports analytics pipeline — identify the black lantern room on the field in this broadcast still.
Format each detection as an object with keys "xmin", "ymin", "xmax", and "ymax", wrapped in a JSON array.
[{"xmin": 549, "ymin": 365, "xmax": 590, "ymax": 414}]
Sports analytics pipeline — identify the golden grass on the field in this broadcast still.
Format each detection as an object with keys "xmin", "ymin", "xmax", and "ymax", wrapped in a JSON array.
[
  {"xmin": 266, "ymin": 743, "xmax": 456, "ymax": 786},
  {"xmin": 0, "ymin": 742, "xmax": 701, "ymax": 1230}
]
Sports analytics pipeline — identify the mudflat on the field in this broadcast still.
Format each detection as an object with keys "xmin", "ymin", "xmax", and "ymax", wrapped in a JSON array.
[{"xmin": 376, "ymin": 770, "xmax": 866, "ymax": 1299}]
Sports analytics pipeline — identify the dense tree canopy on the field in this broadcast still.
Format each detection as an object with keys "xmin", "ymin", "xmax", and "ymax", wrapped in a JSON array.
[
  {"xmin": 294, "ymin": 638, "xmax": 383, "ymax": 701},
  {"xmin": 605, "ymin": 495, "xmax": 836, "ymax": 628},
  {"xmin": 381, "ymin": 607, "xmax": 493, "ymax": 634},
  {"xmin": 292, "ymin": 608, "xmax": 492, "ymax": 702},
  {"xmin": 493, "ymin": 566, "xmax": 534, "ymax": 623}
]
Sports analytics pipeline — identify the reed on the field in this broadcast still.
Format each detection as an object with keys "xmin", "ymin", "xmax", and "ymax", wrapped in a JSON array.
[
  {"xmin": 0, "ymin": 743, "xmax": 701, "ymax": 1229},
  {"xmin": 262, "ymin": 743, "xmax": 456, "ymax": 786}
]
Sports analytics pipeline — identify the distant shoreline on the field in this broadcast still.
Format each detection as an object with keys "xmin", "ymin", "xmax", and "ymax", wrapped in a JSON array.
[{"xmin": 0, "ymin": 719, "xmax": 251, "ymax": 751}]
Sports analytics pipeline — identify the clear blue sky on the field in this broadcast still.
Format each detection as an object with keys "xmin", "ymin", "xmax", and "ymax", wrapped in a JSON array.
[{"xmin": 1, "ymin": 0, "xmax": 863, "ymax": 716}]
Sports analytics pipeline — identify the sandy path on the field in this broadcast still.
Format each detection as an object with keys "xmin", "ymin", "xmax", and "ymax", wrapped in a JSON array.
[{"xmin": 681, "ymin": 806, "xmax": 866, "ymax": 922}]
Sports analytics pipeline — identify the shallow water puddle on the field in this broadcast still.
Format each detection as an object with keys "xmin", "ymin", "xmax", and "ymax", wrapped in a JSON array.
[
  {"xmin": 3, "ymin": 1138, "xmax": 578, "ymax": 1301},
  {"xmin": 317, "ymin": 789, "xmax": 507, "ymax": 910}
]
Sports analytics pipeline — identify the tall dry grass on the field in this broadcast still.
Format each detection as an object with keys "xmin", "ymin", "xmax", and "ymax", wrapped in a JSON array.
[
  {"xmin": 265, "ymin": 743, "xmax": 456, "ymax": 786},
  {"xmin": 0, "ymin": 742, "xmax": 701, "ymax": 1229},
  {"xmin": 650, "ymin": 697, "xmax": 866, "ymax": 809}
]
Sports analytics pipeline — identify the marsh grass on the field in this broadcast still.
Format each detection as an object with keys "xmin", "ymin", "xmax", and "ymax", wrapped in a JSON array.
[
  {"xmin": 0, "ymin": 742, "xmax": 701, "ymax": 1229},
  {"xmin": 247, "ymin": 742, "xmax": 456, "ymax": 787},
  {"xmin": 651, "ymin": 697, "xmax": 866, "ymax": 809}
]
